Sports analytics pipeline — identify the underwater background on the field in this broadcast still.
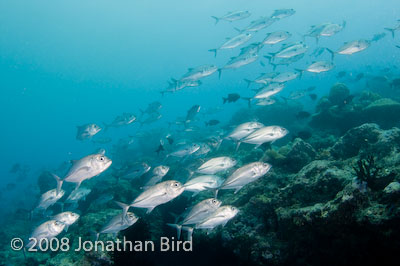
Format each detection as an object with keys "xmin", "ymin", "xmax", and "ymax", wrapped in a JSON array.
[{"xmin": 1, "ymin": 0, "xmax": 400, "ymax": 265}]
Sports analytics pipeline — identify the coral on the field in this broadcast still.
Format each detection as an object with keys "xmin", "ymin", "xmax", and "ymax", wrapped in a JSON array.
[
  {"xmin": 328, "ymin": 83, "xmax": 350, "ymax": 106},
  {"xmin": 362, "ymin": 98, "xmax": 400, "ymax": 128}
]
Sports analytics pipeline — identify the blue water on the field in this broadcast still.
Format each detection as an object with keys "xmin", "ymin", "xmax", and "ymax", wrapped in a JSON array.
[{"xmin": 0, "ymin": 0, "xmax": 400, "ymax": 264}]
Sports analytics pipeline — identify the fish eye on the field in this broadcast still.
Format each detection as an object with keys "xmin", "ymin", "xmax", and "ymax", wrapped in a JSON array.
[
  {"xmin": 173, "ymin": 182, "xmax": 179, "ymax": 187},
  {"xmin": 212, "ymin": 199, "xmax": 217, "ymax": 204},
  {"xmin": 100, "ymin": 156, "xmax": 105, "ymax": 161}
]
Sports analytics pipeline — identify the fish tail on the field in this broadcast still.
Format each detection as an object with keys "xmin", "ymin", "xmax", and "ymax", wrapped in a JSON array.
[
  {"xmin": 208, "ymin": 49, "xmax": 217, "ymax": 57},
  {"xmin": 182, "ymin": 226, "xmax": 194, "ymax": 241},
  {"xmin": 167, "ymin": 223, "xmax": 182, "ymax": 239},
  {"xmin": 325, "ymin": 48, "xmax": 335, "ymax": 60},
  {"xmin": 211, "ymin": 16, "xmax": 219, "ymax": 25},
  {"xmin": 243, "ymin": 79, "xmax": 253, "ymax": 88},
  {"xmin": 235, "ymin": 141, "xmax": 242, "ymax": 151},
  {"xmin": 222, "ymin": 97, "xmax": 227, "ymax": 104},
  {"xmin": 115, "ymin": 201, "xmax": 130, "ymax": 219},
  {"xmin": 263, "ymin": 55, "xmax": 272, "ymax": 64},
  {"xmin": 218, "ymin": 68, "xmax": 222, "ymax": 79},
  {"xmin": 51, "ymin": 173, "xmax": 63, "ymax": 195},
  {"xmin": 384, "ymin": 28, "xmax": 395, "ymax": 38},
  {"xmin": 295, "ymin": 69, "xmax": 304, "ymax": 79}
]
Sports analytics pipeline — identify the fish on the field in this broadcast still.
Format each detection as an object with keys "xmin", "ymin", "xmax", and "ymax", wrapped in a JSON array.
[
  {"xmin": 319, "ymin": 21, "xmax": 346, "ymax": 37},
  {"xmin": 35, "ymin": 189, "xmax": 65, "ymax": 211},
  {"xmin": 140, "ymin": 112, "xmax": 162, "ymax": 125},
  {"xmin": 143, "ymin": 165, "xmax": 170, "ymax": 188},
  {"xmin": 326, "ymin": 39, "xmax": 371, "ymax": 59},
  {"xmin": 183, "ymin": 175, "xmax": 224, "ymax": 196},
  {"xmin": 296, "ymin": 111, "xmax": 311, "ymax": 119},
  {"xmin": 310, "ymin": 47, "xmax": 326, "ymax": 57},
  {"xmin": 211, "ymin": 11, "xmax": 251, "ymax": 24},
  {"xmin": 26, "ymin": 220, "xmax": 66, "ymax": 248},
  {"xmin": 309, "ymin": 93, "xmax": 318, "ymax": 101},
  {"xmin": 268, "ymin": 42, "xmax": 308, "ymax": 60},
  {"xmin": 185, "ymin": 206, "xmax": 239, "ymax": 239},
  {"xmin": 255, "ymin": 98, "xmax": 276, "ymax": 106},
  {"xmin": 186, "ymin": 105, "xmax": 201, "ymax": 123},
  {"xmin": 226, "ymin": 122, "xmax": 264, "ymax": 142},
  {"xmin": 239, "ymin": 126, "xmax": 289, "ymax": 148},
  {"xmin": 121, "ymin": 180, "xmax": 185, "ymax": 214},
  {"xmin": 76, "ymin": 124, "xmax": 101, "ymax": 140},
  {"xmin": 223, "ymin": 93, "xmax": 241, "ymax": 104},
  {"xmin": 219, "ymin": 162, "xmax": 272, "ymax": 193},
  {"xmin": 162, "ymin": 79, "xmax": 202, "ymax": 95},
  {"xmin": 265, "ymin": 53, "xmax": 305, "ymax": 70},
  {"xmin": 103, "ymin": 113, "xmax": 136, "ymax": 130},
  {"xmin": 65, "ymin": 187, "xmax": 91, "ymax": 204},
  {"xmin": 297, "ymin": 61, "xmax": 334, "ymax": 76},
  {"xmin": 155, "ymin": 141, "xmax": 165, "ymax": 155},
  {"xmin": 180, "ymin": 65, "xmax": 218, "ymax": 81},
  {"xmin": 120, "ymin": 162, "xmax": 151, "ymax": 179},
  {"xmin": 168, "ymin": 143, "xmax": 200, "ymax": 158},
  {"xmin": 244, "ymin": 72, "xmax": 279, "ymax": 87},
  {"xmin": 194, "ymin": 143, "xmax": 212, "ymax": 157},
  {"xmin": 254, "ymin": 83, "xmax": 285, "ymax": 99},
  {"xmin": 239, "ymin": 42, "xmax": 264, "ymax": 56},
  {"xmin": 270, "ymin": 71, "xmax": 300, "ymax": 83},
  {"xmin": 262, "ymin": 31, "xmax": 291, "ymax": 45},
  {"xmin": 336, "ymin": 71, "xmax": 347, "ymax": 78},
  {"xmin": 52, "ymin": 153, "xmax": 112, "ymax": 193},
  {"xmin": 196, "ymin": 156, "xmax": 237, "ymax": 175},
  {"xmin": 288, "ymin": 90, "xmax": 306, "ymax": 100},
  {"xmin": 270, "ymin": 8, "xmax": 296, "ymax": 19},
  {"xmin": 209, "ymin": 33, "xmax": 252, "ymax": 57},
  {"xmin": 205, "ymin": 120, "xmax": 220, "ymax": 126},
  {"xmin": 218, "ymin": 53, "xmax": 259, "ymax": 78},
  {"xmin": 167, "ymin": 198, "xmax": 222, "ymax": 239},
  {"xmin": 371, "ymin": 32, "xmax": 386, "ymax": 42},
  {"xmin": 141, "ymin": 101, "xmax": 162, "ymax": 115},
  {"xmin": 52, "ymin": 211, "xmax": 80, "ymax": 232},
  {"xmin": 95, "ymin": 211, "xmax": 138, "ymax": 240},
  {"xmin": 235, "ymin": 17, "xmax": 277, "ymax": 33}
]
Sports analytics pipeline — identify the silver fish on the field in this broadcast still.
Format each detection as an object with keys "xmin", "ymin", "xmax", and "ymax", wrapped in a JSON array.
[
  {"xmin": 35, "ymin": 189, "xmax": 65, "ymax": 211},
  {"xmin": 52, "ymin": 153, "xmax": 112, "ymax": 193},
  {"xmin": 183, "ymin": 175, "xmax": 224, "ymax": 195},
  {"xmin": 269, "ymin": 42, "xmax": 308, "ymax": 60},
  {"xmin": 209, "ymin": 33, "xmax": 252, "ymax": 57},
  {"xmin": 76, "ymin": 124, "xmax": 101, "ymax": 140},
  {"xmin": 126, "ymin": 180, "xmax": 184, "ymax": 214},
  {"xmin": 220, "ymin": 162, "xmax": 272, "ymax": 193},
  {"xmin": 180, "ymin": 65, "xmax": 218, "ymax": 81},
  {"xmin": 236, "ymin": 17, "xmax": 277, "ymax": 33},
  {"xmin": 167, "ymin": 198, "xmax": 222, "ymax": 238},
  {"xmin": 211, "ymin": 11, "xmax": 251, "ymax": 24},
  {"xmin": 65, "ymin": 187, "xmax": 91, "ymax": 203},
  {"xmin": 255, "ymin": 98, "xmax": 276, "ymax": 106},
  {"xmin": 327, "ymin": 39, "xmax": 371, "ymax": 59},
  {"xmin": 254, "ymin": 83, "xmax": 285, "ymax": 99},
  {"xmin": 186, "ymin": 105, "xmax": 201, "ymax": 122},
  {"xmin": 168, "ymin": 143, "xmax": 200, "ymax": 157},
  {"xmin": 26, "ymin": 220, "xmax": 65, "ymax": 248},
  {"xmin": 196, "ymin": 157, "xmax": 237, "ymax": 174},
  {"xmin": 143, "ymin": 165, "xmax": 170, "ymax": 188},
  {"xmin": 104, "ymin": 113, "xmax": 136, "ymax": 130},
  {"xmin": 271, "ymin": 71, "xmax": 300, "ymax": 83},
  {"xmin": 121, "ymin": 162, "xmax": 151, "ymax": 179},
  {"xmin": 96, "ymin": 211, "xmax": 138, "ymax": 240},
  {"xmin": 263, "ymin": 31, "xmax": 291, "ymax": 45},
  {"xmin": 52, "ymin": 211, "xmax": 80, "ymax": 232},
  {"xmin": 240, "ymin": 126, "xmax": 288, "ymax": 148},
  {"xmin": 271, "ymin": 9, "xmax": 296, "ymax": 19},
  {"xmin": 226, "ymin": 122, "xmax": 264, "ymax": 141},
  {"xmin": 218, "ymin": 53, "xmax": 258, "ymax": 78},
  {"xmin": 244, "ymin": 72, "xmax": 279, "ymax": 87},
  {"xmin": 301, "ymin": 61, "xmax": 334, "ymax": 74}
]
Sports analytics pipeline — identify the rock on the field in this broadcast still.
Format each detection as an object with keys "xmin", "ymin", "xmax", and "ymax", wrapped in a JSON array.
[
  {"xmin": 279, "ymin": 138, "xmax": 316, "ymax": 172},
  {"xmin": 383, "ymin": 181, "xmax": 400, "ymax": 194},
  {"xmin": 362, "ymin": 98, "xmax": 400, "ymax": 128},
  {"xmin": 328, "ymin": 83, "xmax": 350, "ymax": 106},
  {"xmin": 330, "ymin": 123, "xmax": 381, "ymax": 159}
]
